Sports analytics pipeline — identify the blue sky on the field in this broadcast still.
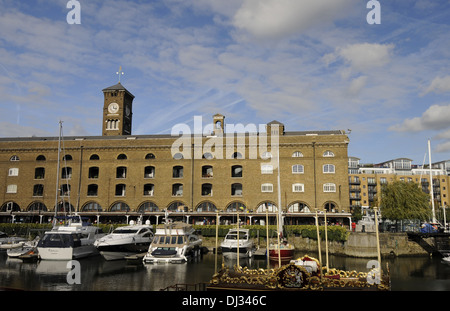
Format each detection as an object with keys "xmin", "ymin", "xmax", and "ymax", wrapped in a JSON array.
[{"xmin": 0, "ymin": 0, "xmax": 450, "ymax": 164}]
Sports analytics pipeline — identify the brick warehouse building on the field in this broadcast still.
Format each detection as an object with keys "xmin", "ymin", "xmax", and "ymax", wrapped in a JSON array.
[{"xmin": 0, "ymin": 82, "xmax": 352, "ymax": 226}]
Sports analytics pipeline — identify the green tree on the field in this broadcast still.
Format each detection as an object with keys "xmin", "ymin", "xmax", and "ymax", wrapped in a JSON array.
[{"xmin": 379, "ymin": 181, "xmax": 431, "ymax": 221}]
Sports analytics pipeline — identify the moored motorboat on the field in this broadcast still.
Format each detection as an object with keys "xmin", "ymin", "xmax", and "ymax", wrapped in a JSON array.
[
  {"xmin": 37, "ymin": 215, "xmax": 104, "ymax": 260},
  {"xmin": 7, "ymin": 237, "xmax": 40, "ymax": 258},
  {"xmin": 94, "ymin": 219, "xmax": 153, "ymax": 261},
  {"xmin": 143, "ymin": 221, "xmax": 202, "ymax": 264},
  {"xmin": 268, "ymin": 239, "xmax": 295, "ymax": 262},
  {"xmin": 220, "ymin": 228, "xmax": 255, "ymax": 258},
  {"xmin": 0, "ymin": 232, "xmax": 28, "ymax": 250}
]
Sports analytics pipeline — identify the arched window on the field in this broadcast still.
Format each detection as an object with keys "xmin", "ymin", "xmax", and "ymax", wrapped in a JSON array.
[
  {"xmin": 292, "ymin": 151, "xmax": 303, "ymax": 157},
  {"xmin": 167, "ymin": 201, "xmax": 188, "ymax": 212},
  {"xmin": 1, "ymin": 202, "xmax": 20, "ymax": 212},
  {"xmin": 324, "ymin": 202, "xmax": 336, "ymax": 212},
  {"xmin": 28, "ymin": 201, "xmax": 47, "ymax": 212},
  {"xmin": 202, "ymin": 152, "xmax": 213, "ymax": 159},
  {"xmin": 138, "ymin": 201, "xmax": 159, "ymax": 212},
  {"xmin": 82, "ymin": 202, "xmax": 102, "ymax": 212},
  {"xmin": 145, "ymin": 153, "xmax": 155, "ymax": 159},
  {"xmin": 226, "ymin": 202, "xmax": 246, "ymax": 212},
  {"xmin": 173, "ymin": 153, "xmax": 184, "ymax": 160},
  {"xmin": 90, "ymin": 154, "xmax": 100, "ymax": 160},
  {"xmin": 63, "ymin": 154, "xmax": 72, "ymax": 161},
  {"xmin": 110, "ymin": 202, "xmax": 129, "ymax": 212},
  {"xmin": 10, "ymin": 155, "xmax": 20, "ymax": 161},
  {"xmin": 196, "ymin": 201, "xmax": 217, "ymax": 212},
  {"xmin": 256, "ymin": 202, "xmax": 277, "ymax": 213},
  {"xmin": 323, "ymin": 150, "xmax": 335, "ymax": 157},
  {"xmin": 36, "ymin": 155, "xmax": 46, "ymax": 161},
  {"xmin": 56, "ymin": 201, "xmax": 73, "ymax": 213},
  {"xmin": 288, "ymin": 202, "xmax": 310, "ymax": 213},
  {"xmin": 117, "ymin": 154, "xmax": 127, "ymax": 160},
  {"xmin": 231, "ymin": 152, "xmax": 243, "ymax": 159}
]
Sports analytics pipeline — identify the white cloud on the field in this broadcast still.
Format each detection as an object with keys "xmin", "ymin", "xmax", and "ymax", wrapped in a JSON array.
[
  {"xmin": 232, "ymin": 0, "xmax": 357, "ymax": 39},
  {"xmin": 346, "ymin": 76, "xmax": 368, "ymax": 96},
  {"xmin": 390, "ymin": 104, "xmax": 450, "ymax": 132},
  {"xmin": 423, "ymin": 76, "xmax": 450, "ymax": 95},
  {"xmin": 436, "ymin": 141, "xmax": 450, "ymax": 153},
  {"xmin": 337, "ymin": 43, "xmax": 394, "ymax": 72}
]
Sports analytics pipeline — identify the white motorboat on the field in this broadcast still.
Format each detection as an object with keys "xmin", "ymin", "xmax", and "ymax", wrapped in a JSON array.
[
  {"xmin": 0, "ymin": 231, "xmax": 28, "ymax": 249},
  {"xmin": 7, "ymin": 236, "xmax": 40, "ymax": 258},
  {"xmin": 143, "ymin": 221, "xmax": 202, "ymax": 264},
  {"xmin": 37, "ymin": 215, "xmax": 105, "ymax": 260},
  {"xmin": 220, "ymin": 228, "xmax": 255, "ymax": 258},
  {"xmin": 94, "ymin": 219, "xmax": 153, "ymax": 261}
]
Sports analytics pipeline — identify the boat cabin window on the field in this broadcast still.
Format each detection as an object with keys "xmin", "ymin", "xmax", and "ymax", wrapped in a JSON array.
[
  {"xmin": 113, "ymin": 228, "xmax": 139, "ymax": 234},
  {"xmin": 154, "ymin": 235, "xmax": 185, "ymax": 245},
  {"xmin": 142, "ymin": 232, "xmax": 153, "ymax": 238},
  {"xmin": 226, "ymin": 233, "xmax": 247, "ymax": 240},
  {"xmin": 38, "ymin": 233, "xmax": 78, "ymax": 247}
]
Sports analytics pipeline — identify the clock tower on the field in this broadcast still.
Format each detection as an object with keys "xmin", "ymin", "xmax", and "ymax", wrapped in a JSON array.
[{"xmin": 102, "ymin": 82, "xmax": 134, "ymax": 136}]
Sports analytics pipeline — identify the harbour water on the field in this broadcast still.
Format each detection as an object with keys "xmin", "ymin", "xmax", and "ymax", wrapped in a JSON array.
[{"xmin": 0, "ymin": 251, "xmax": 450, "ymax": 291}]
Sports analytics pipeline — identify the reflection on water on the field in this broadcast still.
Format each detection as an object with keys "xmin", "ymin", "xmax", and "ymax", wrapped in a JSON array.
[{"xmin": 1, "ymin": 251, "xmax": 450, "ymax": 291}]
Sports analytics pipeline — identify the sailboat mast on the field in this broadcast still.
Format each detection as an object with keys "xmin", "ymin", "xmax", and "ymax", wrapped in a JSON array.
[
  {"xmin": 276, "ymin": 136, "xmax": 282, "ymax": 267},
  {"xmin": 428, "ymin": 139, "xmax": 437, "ymax": 223},
  {"xmin": 54, "ymin": 121, "xmax": 62, "ymax": 219},
  {"xmin": 276, "ymin": 140, "xmax": 282, "ymax": 235}
]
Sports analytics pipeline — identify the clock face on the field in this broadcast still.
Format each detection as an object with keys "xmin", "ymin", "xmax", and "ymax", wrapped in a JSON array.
[{"xmin": 108, "ymin": 103, "xmax": 119, "ymax": 114}]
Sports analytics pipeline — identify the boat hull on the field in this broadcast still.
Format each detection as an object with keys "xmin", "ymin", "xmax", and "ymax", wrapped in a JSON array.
[
  {"xmin": 268, "ymin": 248, "xmax": 295, "ymax": 261},
  {"xmin": 143, "ymin": 242, "xmax": 202, "ymax": 264},
  {"xmin": 96, "ymin": 242, "xmax": 151, "ymax": 261},
  {"xmin": 221, "ymin": 246, "xmax": 254, "ymax": 258},
  {"xmin": 38, "ymin": 245, "xmax": 98, "ymax": 260}
]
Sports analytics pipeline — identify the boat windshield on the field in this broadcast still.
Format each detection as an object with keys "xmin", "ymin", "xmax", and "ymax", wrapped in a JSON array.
[
  {"xmin": 38, "ymin": 233, "xmax": 81, "ymax": 248},
  {"xmin": 153, "ymin": 235, "xmax": 185, "ymax": 245},
  {"xmin": 113, "ymin": 228, "xmax": 139, "ymax": 234},
  {"xmin": 225, "ymin": 233, "xmax": 247, "ymax": 240}
]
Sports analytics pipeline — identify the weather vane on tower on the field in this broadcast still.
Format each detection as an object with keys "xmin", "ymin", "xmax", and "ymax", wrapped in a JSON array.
[{"xmin": 116, "ymin": 66, "xmax": 124, "ymax": 83}]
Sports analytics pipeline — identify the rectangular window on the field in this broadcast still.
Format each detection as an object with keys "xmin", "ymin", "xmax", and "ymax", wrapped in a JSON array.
[
  {"xmin": 323, "ymin": 164, "xmax": 335, "ymax": 173},
  {"xmin": 261, "ymin": 183, "xmax": 273, "ymax": 192},
  {"xmin": 292, "ymin": 164, "xmax": 304, "ymax": 174},
  {"xmin": 6, "ymin": 184, "xmax": 17, "ymax": 193},
  {"xmin": 8, "ymin": 168, "xmax": 19, "ymax": 176},
  {"xmin": 323, "ymin": 183, "xmax": 336, "ymax": 192},
  {"xmin": 292, "ymin": 183, "xmax": 304, "ymax": 192}
]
